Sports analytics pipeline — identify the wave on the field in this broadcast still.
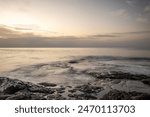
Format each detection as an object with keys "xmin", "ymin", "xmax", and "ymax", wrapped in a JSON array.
[{"xmin": 0, "ymin": 56, "xmax": 149, "ymax": 85}]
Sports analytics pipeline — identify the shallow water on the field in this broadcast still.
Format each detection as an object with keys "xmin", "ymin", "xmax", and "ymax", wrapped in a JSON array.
[{"xmin": 0, "ymin": 48, "xmax": 150, "ymax": 85}]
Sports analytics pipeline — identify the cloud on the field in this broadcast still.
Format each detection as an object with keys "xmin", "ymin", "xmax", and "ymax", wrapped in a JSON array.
[
  {"xmin": 136, "ymin": 17, "xmax": 149, "ymax": 23},
  {"xmin": 0, "ymin": 24, "xmax": 60, "ymax": 39},
  {"xmin": 12, "ymin": 24, "xmax": 41, "ymax": 31},
  {"xmin": 112, "ymin": 30, "xmax": 150, "ymax": 35},
  {"xmin": 0, "ymin": 24, "xmax": 119, "ymax": 40},
  {"xmin": 87, "ymin": 34, "xmax": 119, "ymax": 38},
  {"xmin": 144, "ymin": 4, "xmax": 150, "ymax": 12},
  {"xmin": 0, "ymin": 24, "xmax": 150, "ymax": 50},
  {"xmin": 0, "ymin": 25, "xmax": 36, "ymax": 38},
  {"xmin": 126, "ymin": 0, "xmax": 136, "ymax": 6},
  {"xmin": 0, "ymin": 25, "xmax": 20, "ymax": 38},
  {"xmin": 111, "ymin": 9, "xmax": 129, "ymax": 18}
]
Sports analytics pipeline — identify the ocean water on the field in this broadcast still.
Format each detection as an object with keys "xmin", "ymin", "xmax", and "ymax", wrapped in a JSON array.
[{"xmin": 0, "ymin": 48, "xmax": 150, "ymax": 85}]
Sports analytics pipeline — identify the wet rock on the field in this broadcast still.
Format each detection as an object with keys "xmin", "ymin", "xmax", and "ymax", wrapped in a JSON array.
[
  {"xmin": 66, "ymin": 86, "xmax": 72, "ymax": 88},
  {"xmin": 57, "ymin": 90, "xmax": 65, "ymax": 93},
  {"xmin": 38, "ymin": 82, "xmax": 57, "ymax": 87},
  {"xmin": 51, "ymin": 62, "xmax": 69, "ymax": 68},
  {"xmin": 6, "ymin": 93, "xmax": 31, "ymax": 100},
  {"xmin": 27, "ymin": 84, "xmax": 54, "ymax": 94},
  {"xmin": 68, "ymin": 89, "xmax": 77, "ymax": 93},
  {"xmin": 1, "ymin": 77, "xmax": 150, "ymax": 100},
  {"xmin": 46, "ymin": 94, "xmax": 66, "ymax": 100},
  {"xmin": 75, "ymin": 84, "xmax": 103, "ymax": 93},
  {"xmin": 30, "ymin": 93, "xmax": 47, "ymax": 100},
  {"xmin": 67, "ymin": 84, "xmax": 103, "ymax": 100},
  {"xmin": 68, "ymin": 93, "xmax": 97, "ymax": 100},
  {"xmin": 87, "ymin": 71, "xmax": 150, "ymax": 81},
  {"xmin": 0, "ymin": 94, "xmax": 10, "ymax": 99},
  {"xmin": 54, "ymin": 87, "xmax": 65, "ymax": 93},
  {"xmin": 142, "ymin": 79, "xmax": 150, "ymax": 86},
  {"xmin": 0, "ymin": 77, "xmax": 55, "ymax": 100},
  {"xmin": 101, "ymin": 90, "xmax": 150, "ymax": 100},
  {"xmin": 0, "ymin": 77, "xmax": 26, "ymax": 94},
  {"xmin": 112, "ymin": 79, "xmax": 121, "ymax": 84},
  {"xmin": 68, "ymin": 60, "xmax": 78, "ymax": 64},
  {"xmin": 68, "ymin": 94, "xmax": 75, "ymax": 98},
  {"xmin": 78, "ymin": 94, "xmax": 97, "ymax": 100}
]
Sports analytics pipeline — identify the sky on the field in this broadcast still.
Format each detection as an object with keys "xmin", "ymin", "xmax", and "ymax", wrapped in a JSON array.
[{"xmin": 0, "ymin": 0, "xmax": 150, "ymax": 49}]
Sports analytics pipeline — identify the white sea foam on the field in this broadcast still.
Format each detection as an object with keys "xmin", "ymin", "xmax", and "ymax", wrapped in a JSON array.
[{"xmin": 0, "ymin": 48, "xmax": 149, "ymax": 85}]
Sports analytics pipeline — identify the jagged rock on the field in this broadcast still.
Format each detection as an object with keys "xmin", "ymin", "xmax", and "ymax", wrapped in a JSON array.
[
  {"xmin": 67, "ymin": 84, "xmax": 103, "ymax": 100},
  {"xmin": 87, "ymin": 71, "xmax": 150, "ymax": 81},
  {"xmin": 68, "ymin": 89, "xmax": 77, "ymax": 93},
  {"xmin": 1, "ymin": 77, "xmax": 150, "ymax": 100},
  {"xmin": 0, "ymin": 77, "xmax": 54, "ymax": 100},
  {"xmin": 28, "ymin": 84, "xmax": 54, "ymax": 94},
  {"xmin": 6, "ymin": 93, "xmax": 31, "ymax": 100},
  {"xmin": 142, "ymin": 79, "xmax": 150, "ymax": 86},
  {"xmin": 0, "ymin": 77, "xmax": 26, "ymax": 94},
  {"xmin": 38, "ymin": 82, "xmax": 57, "ymax": 87},
  {"xmin": 75, "ymin": 84, "xmax": 103, "ymax": 93},
  {"xmin": 46, "ymin": 94, "xmax": 66, "ymax": 100},
  {"xmin": 54, "ymin": 87, "xmax": 65, "ymax": 93},
  {"xmin": 0, "ymin": 94, "xmax": 10, "ymax": 100},
  {"xmin": 101, "ymin": 90, "xmax": 150, "ymax": 100},
  {"xmin": 68, "ymin": 93, "xmax": 97, "ymax": 100}
]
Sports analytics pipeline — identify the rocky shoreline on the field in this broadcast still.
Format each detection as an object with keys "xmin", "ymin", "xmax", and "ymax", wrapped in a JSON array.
[{"xmin": 0, "ymin": 75, "xmax": 150, "ymax": 100}]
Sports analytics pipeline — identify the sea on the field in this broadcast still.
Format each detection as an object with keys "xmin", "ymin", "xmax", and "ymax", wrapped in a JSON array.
[{"xmin": 0, "ymin": 48, "xmax": 150, "ymax": 85}]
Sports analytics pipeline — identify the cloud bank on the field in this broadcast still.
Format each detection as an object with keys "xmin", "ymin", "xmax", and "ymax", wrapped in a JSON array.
[{"xmin": 0, "ymin": 25, "xmax": 149, "ymax": 50}]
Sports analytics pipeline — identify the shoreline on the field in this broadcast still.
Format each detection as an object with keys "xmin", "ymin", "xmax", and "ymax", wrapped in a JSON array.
[{"xmin": 0, "ymin": 72, "xmax": 150, "ymax": 100}]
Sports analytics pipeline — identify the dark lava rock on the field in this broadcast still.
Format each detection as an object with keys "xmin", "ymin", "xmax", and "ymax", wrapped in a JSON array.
[
  {"xmin": 68, "ymin": 93, "xmax": 97, "ymax": 100},
  {"xmin": 101, "ymin": 90, "xmax": 150, "ymax": 100},
  {"xmin": 38, "ymin": 82, "xmax": 57, "ymax": 87},
  {"xmin": 6, "ymin": 93, "xmax": 31, "ymax": 100},
  {"xmin": 54, "ymin": 87, "xmax": 65, "ymax": 93},
  {"xmin": 68, "ymin": 60, "xmax": 78, "ymax": 64},
  {"xmin": 87, "ymin": 71, "xmax": 150, "ymax": 81},
  {"xmin": 142, "ymin": 79, "xmax": 150, "ymax": 86},
  {"xmin": 0, "ymin": 77, "xmax": 26, "ymax": 94},
  {"xmin": 30, "ymin": 93, "xmax": 47, "ymax": 100},
  {"xmin": 0, "ymin": 77, "xmax": 55, "ymax": 100},
  {"xmin": 1, "ymin": 77, "xmax": 149, "ymax": 100},
  {"xmin": 46, "ymin": 94, "xmax": 66, "ymax": 100},
  {"xmin": 68, "ymin": 89, "xmax": 77, "ymax": 93},
  {"xmin": 27, "ymin": 84, "xmax": 54, "ymax": 94},
  {"xmin": 67, "ymin": 84, "xmax": 103, "ymax": 100},
  {"xmin": 75, "ymin": 84, "xmax": 103, "ymax": 93},
  {"xmin": 0, "ymin": 94, "xmax": 10, "ymax": 100},
  {"xmin": 56, "ymin": 90, "xmax": 65, "ymax": 93}
]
